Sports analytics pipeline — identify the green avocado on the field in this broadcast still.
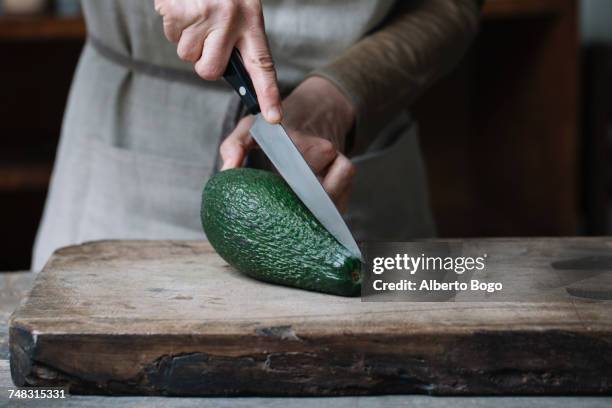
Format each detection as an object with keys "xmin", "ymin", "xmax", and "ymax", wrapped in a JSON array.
[{"xmin": 201, "ymin": 168, "xmax": 361, "ymax": 296}]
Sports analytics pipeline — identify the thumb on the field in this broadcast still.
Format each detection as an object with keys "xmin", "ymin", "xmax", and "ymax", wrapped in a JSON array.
[{"xmin": 219, "ymin": 117, "xmax": 256, "ymax": 170}]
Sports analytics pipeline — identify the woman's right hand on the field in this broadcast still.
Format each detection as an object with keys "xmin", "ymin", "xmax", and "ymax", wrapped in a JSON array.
[{"xmin": 154, "ymin": 0, "xmax": 282, "ymax": 124}]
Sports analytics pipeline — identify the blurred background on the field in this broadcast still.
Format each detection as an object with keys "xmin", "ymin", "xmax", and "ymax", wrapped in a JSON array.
[{"xmin": 0, "ymin": 0, "xmax": 611, "ymax": 270}]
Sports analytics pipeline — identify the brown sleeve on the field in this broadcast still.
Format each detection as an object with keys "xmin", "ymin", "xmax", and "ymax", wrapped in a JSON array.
[{"xmin": 307, "ymin": 0, "xmax": 482, "ymax": 154}]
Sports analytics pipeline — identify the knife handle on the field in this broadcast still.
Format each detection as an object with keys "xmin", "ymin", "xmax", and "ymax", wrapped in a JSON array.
[{"xmin": 223, "ymin": 48, "xmax": 261, "ymax": 115}]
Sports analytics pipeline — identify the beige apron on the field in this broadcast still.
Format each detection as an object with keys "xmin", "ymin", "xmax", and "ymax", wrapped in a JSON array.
[{"xmin": 32, "ymin": 0, "xmax": 435, "ymax": 271}]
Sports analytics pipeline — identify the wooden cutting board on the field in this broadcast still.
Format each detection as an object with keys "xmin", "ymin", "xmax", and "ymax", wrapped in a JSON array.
[{"xmin": 9, "ymin": 239, "xmax": 612, "ymax": 396}]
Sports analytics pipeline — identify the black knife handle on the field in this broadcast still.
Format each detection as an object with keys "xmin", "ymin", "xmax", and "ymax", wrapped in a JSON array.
[{"xmin": 223, "ymin": 48, "xmax": 260, "ymax": 115}]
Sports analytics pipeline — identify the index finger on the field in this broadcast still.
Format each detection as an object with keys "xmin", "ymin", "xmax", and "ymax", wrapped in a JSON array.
[{"xmin": 238, "ymin": 35, "xmax": 282, "ymax": 124}]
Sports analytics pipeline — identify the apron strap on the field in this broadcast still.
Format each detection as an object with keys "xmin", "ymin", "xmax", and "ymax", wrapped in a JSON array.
[
  {"xmin": 88, "ymin": 34, "xmax": 240, "ymax": 174},
  {"xmin": 89, "ymin": 34, "xmax": 291, "ymax": 175},
  {"xmin": 88, "ymin": 34, "xmax": 209, "ymax": 88}
]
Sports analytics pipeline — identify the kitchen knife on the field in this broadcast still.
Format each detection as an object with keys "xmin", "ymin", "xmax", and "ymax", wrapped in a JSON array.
[{"xmin": 223, "ymin": 49, "xmax": 363, "ymax": 260}]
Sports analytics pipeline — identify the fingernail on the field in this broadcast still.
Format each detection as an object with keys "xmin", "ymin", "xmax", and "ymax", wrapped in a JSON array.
[{"xmin": 266, "ymin": 106, "xmax": 282, "ymax": 124}]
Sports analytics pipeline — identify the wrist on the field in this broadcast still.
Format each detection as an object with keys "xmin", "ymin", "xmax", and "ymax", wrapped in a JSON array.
[
  {"xmin": 305, "ymin": 76, "xmax": 356, "ymax": 137},
  {"xmin": 283, "ymin": 76, "xmax": 356, "ymax": 152}
]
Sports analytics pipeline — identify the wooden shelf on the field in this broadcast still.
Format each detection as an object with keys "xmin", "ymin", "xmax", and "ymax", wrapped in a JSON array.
[
  {"xmin": 0, "ymin": 163, "xmax": 52, "ymax": 191},
  {"xmin": 483, "ymin": 0, "xmax": 566, "ymax": 18},
  {"xmin": 0, "ymin": 15, "xmax": 85, "ymax": 40}
]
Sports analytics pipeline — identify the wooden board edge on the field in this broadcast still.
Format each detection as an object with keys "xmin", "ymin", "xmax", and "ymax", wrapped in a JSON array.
[
  {"xmin": 8, "ymin": 327, "xmax": 612, "ymax": 396},
  {"xmin": 8, "ymin": 325, "xmax": 32, "ymax": 387}
]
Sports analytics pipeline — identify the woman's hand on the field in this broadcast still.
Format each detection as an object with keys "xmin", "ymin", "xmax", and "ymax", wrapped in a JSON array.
[
  {"xmin": 220, "ymin": 76, "xmax": 357, "ymax": 211},
  {"xmin": 154, "ymin": 0, "xmax": 282, "ymax": 123}
]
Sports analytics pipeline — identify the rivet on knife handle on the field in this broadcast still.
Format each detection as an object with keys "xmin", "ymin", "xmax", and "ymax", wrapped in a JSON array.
[{"xmin": 223, "ymin": 49, "xmax": 260, "ymax": 115}]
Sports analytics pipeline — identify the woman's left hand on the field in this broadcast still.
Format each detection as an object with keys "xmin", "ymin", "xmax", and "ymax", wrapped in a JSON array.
[{"xmin": 220, "ymin": 76, "xmax": 356, "ymax": 211}]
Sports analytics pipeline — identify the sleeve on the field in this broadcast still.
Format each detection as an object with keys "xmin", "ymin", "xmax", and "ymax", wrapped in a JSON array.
[{"xmin": 307, "ymin": 0, "xmax": 483, "ymax": 154}]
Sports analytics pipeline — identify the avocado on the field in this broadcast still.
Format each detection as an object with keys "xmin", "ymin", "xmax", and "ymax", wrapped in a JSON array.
[{"xmin": 201, "ymin": 168, "xmax": 361, "ymax": 296}]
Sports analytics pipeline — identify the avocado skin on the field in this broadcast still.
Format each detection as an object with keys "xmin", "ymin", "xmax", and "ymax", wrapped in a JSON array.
[{"xmin": 201, "ymin": 168, "xmax": 361, "ymax": 296}]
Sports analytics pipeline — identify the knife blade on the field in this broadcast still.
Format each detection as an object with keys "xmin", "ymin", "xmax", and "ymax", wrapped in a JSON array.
[
  {"xmin": 249, "ymin": 114, "xmax": 362, "ymax": 260},
  {"xmin": 223, "ymin": 49, "xmax": 362, "ymax": 260}
]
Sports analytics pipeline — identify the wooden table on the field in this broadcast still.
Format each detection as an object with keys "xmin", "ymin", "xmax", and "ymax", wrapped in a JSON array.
[{"xmin": 1, "ymin": 269, "xmax": 611, "ymax": 406}]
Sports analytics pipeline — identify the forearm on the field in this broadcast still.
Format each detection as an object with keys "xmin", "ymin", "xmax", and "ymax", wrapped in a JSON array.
[{"xmin": 309, "ymin": 0, "xmax": 482, "ymax": 154}]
